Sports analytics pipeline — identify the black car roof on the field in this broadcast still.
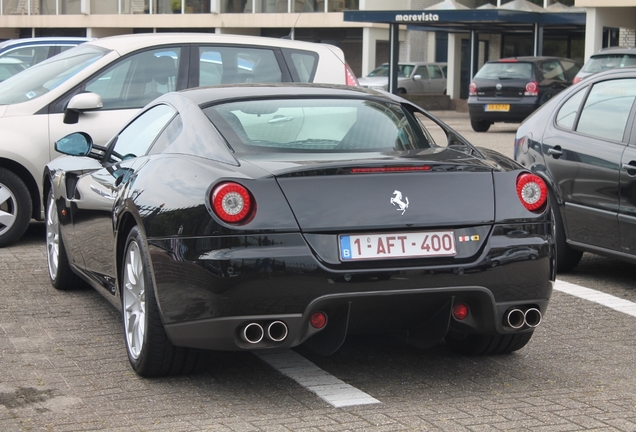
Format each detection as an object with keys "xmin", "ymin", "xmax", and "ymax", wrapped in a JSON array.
[{"xmin": 179, "ymin": 83, "xmax": 387, "ymax": 106}]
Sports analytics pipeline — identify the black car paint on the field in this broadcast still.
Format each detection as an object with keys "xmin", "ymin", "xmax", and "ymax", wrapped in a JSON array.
[
  {"xmin": 515, "ymin": 67, "xmax": 636, "ymax": 265},
  {"xmin": 469, "ymin": 57, "xmax": 578, "ymax": 125},
  {"xmin": 45, "ymin": 85, "xmax": 554, "ymax": 354}
]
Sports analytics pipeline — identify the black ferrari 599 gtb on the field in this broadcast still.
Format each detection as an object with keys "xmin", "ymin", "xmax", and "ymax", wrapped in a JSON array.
[{"xmin": 44, "ymin": 84, "xmax": 554, "ymax": 376}]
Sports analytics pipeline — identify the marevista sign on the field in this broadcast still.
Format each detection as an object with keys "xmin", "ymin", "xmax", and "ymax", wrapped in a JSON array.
[{"xmin": 395, "ymin": 13, "xmax": 439, "ymax": 22}]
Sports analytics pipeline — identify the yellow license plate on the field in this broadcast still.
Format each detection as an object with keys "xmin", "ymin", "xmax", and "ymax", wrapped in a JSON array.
[{"xmin": 485, "ymin": 104, "xmax": 510, "ymax": 112}]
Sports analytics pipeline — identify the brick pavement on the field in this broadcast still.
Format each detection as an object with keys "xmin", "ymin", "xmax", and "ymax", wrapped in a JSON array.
[{"xmin": 3, "ymin": 123, "xmax": 636, "ymax": 430}]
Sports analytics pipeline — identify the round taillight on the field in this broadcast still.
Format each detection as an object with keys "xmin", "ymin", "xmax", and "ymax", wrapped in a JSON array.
[
  {"xmin": 310, "ymin": 312, "xmax": 327, "ymax": 329},
  {"xmin": 469, "ymin": 82, "xmax": 477, "ymax": 95},
  {"xmin": 211, "ymin": 182, "xmax": 254, "ymax": 224},
  {"xmin": 453, "ymin": 303, "xmax": 469, "ymax": 321},
  {"xmin": 525, "ymin": 81, "xmax": 538, "ymax": 96},
  {"xmin": 516, "ymin": 173, "xmax": 547, "ymax": 212}
]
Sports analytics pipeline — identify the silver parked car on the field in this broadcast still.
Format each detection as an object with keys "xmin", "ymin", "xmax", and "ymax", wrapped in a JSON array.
[
  {"xmin": 358, "ymin": 62, "xmax": 447, "ymax": 94},
  {"xmin": 573, "ymin": 46, "xmax": 636, "ymax": 84},
  {"xmin": 0, "ymin": 32, "xmax": 358, "ymax": 247},
  {"xmin": 0, "ymin": 37, "xmax": 89, "ymax": 70}
]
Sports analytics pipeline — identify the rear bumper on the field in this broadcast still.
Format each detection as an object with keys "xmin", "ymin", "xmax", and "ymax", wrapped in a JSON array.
[
  {"xmin": 468, "ymin": 98, "xmax": 539, "ymax": 123},
  {"xmin": 150, "ymin": 222, "xmax": 554, "ymax": 351}
]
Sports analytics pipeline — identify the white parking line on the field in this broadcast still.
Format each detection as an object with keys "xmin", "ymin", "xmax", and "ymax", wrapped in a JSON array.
[
  {"xmin": 255, "ymin": 349, "xmax": 381, "ymax": 408},
  {"xmin": 554, "ymin": 279, "xmax": 636, "ymax": 317},
  {"xmin": 257, "ymin": 280, "xmax": 636, "ymax": 408}
]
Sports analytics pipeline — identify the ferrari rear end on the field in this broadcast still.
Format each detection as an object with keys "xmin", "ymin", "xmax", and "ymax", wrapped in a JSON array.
[{"xmin": 141, "ymin": 88, "xmax": 554, "ymax": 356}]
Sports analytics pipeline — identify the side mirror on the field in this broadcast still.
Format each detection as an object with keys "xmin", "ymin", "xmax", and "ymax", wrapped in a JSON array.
[
  {"xmin": 413, "ymin": 74, "xmax": 422, "ymax": 81},
  {"xmin": 63, "ymin": 92, "xmax": 104, "ymax": 125},
  {"xmin": 55, "ymin": 132, "xmax": 93, "ymax": 156}
]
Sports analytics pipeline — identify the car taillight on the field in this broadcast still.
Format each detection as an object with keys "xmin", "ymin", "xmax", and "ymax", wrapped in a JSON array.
[
  {"xmin": 524, "ymin": 81, "xmax": 538, "ymax": 96},
  {"xmin": 211, "ymin": 182, "xmax": 254, "ymax": 224},
  {"xmin": 572, "ymin": 76, "xmax": 582, "ymax": 85},
  {"xmin": 345, "ymin": 63, "xmax": 359, "ymax": 86},
  {"xmin": 516, "ymin": 173, "xmax": 547, "ymax": 212},
  {"xmin": 469, "ymin": 82, "xmax": 477, "ymax": 96}
]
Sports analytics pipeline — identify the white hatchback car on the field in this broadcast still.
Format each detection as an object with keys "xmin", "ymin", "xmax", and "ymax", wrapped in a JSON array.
[{"xmin": 0, "ymin": 33, "xmax": 358, "ymax": 246}]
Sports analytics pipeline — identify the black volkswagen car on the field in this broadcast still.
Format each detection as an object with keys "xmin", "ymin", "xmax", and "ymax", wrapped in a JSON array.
[
  {"xmin": 514, "ymin": 67, "xmax": 636, "ymax": 272},
  {"xmin": 468, "ymin": 57, "xmax": 581, "ymax": 132},
  {"xmin": 44, "ymin": 84, "xmax": 554, "ymax": 376}
]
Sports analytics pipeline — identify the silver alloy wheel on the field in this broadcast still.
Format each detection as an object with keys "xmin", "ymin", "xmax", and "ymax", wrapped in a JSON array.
[
  {"xmin": 0, "ymin": 181, "xmax": 17, "ymax": 236},
  {"xmin": 123, "ymin": 240, "xmax": 146, "ymax": 360},
  {"xmin": 45, "ymin": 193, "xmax": 60, "ymax": 280}
]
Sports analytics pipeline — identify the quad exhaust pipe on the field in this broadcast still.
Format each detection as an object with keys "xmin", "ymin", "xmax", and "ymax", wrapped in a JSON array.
[
  {"xmin": 504, "ymin": 307, "xmax": 542, "ymax": 329},
  {"xmin": 241, "ymin": 321, "xmax": 289, "ymax": 344}
]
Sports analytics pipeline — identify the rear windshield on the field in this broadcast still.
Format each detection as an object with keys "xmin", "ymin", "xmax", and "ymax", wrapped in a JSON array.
[
  {"xmin": 582, "ymin": 54, "xmax": 636, "ymax": 73},
  {"xmin": 0, "ymin": 43, "xmax": 108, "ymax": 105},
  {"xmin": 474, "ymin": 62, "xmax": 534, "ymax": 80},
  {"xmin": 203, "ymin": 98, "xmax": 431, "ymax": 154}
]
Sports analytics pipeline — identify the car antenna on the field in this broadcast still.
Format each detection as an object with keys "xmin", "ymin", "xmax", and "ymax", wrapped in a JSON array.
[{"xmin": 282, "ymin": 13, "xmax": 301, "ymax": 40}]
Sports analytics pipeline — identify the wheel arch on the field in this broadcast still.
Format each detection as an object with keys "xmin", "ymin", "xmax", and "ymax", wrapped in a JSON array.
[{"xmin": 0, "ymin": 157, "xmax": 41, "ymax": 220}]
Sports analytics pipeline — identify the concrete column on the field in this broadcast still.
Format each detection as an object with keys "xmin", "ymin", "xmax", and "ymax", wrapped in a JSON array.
[
  {"xmin": 362, "ymin": 26, "xmax": 390, "ymax": 77},
  {"xmin": 427, "ymin": 32, "xmax": 436, "ymax": 62},
  {"xmin": 447, "ymin": 32, "xmax": 462, "ymax": 100}
]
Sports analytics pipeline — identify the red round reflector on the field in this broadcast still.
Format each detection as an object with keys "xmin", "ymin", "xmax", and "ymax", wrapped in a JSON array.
[
  {"xmin": 453, "ymin": 303, "xmax": 469, "ymax": 321},
  {"xmin": 310, "ymin": 312, "xmax": 327, "ymax": 329},
  {"xmin": 211, "ymin": 182, "xmax": 253, "ymax": 224},
  {"xmin": 525, "ymin": 81, "xmax": 539, "ymax": 96},
  {"xmin": 516, "ymin": 173, "xmax": 548, "ymax": 212}
]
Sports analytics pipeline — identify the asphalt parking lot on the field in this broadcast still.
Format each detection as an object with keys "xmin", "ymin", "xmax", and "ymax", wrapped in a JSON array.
[{"xmin": 3, "ymin": 111, "xmax": 636, "ymax": 431}]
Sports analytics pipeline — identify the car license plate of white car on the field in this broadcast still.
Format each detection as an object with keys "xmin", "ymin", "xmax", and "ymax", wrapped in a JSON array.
[
  {"xmin": 339, "ymin": 230, "xmax": 456, "ymax": 261},
  {"xmin": 485, "ymin": 104, "xmax": 510, "ymax": 112}
]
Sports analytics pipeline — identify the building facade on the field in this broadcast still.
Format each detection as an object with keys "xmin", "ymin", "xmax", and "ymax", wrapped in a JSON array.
[{"xmin": 0, "ymin": 0, "xmax": 631, "ymax": 100}]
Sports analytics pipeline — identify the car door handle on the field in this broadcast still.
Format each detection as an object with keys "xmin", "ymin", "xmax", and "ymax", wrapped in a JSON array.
[
  {"xmin": 622, "ymin": 162, "xmax": 636, "ymax": 176},
  {"xmin": 547, "ymin": 147, "xmax": 563, "ymax": 158}
]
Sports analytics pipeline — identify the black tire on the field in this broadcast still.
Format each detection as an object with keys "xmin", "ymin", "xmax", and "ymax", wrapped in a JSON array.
[
  {"xmin": 445, "ymin": 332, "xmax": 533, "ymax": 356},
  {"xmin": 397, "ymin": 88, "xmax": 407, "ymax": 95},
  {"xmin": 45, "ymin": 187, "xmax": 84, "ymax": 290},
  {"xmin": 470, "ymin": 119, "xmax": 491, "ymax": 132},
  {"xmin": 550, "ymin": 192, "xmax": 582, "ymax": 273},
  {"xmin": 121, "ymin": 226, "xmax": 202, "ymax": 377},
  {"xmin": 0, "ymin": 168, "xmax": 32, "ymax": 247}
]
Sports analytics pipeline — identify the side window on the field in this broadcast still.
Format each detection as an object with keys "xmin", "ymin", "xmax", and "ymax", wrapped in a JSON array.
[
  {"xmin": 576, "ymin": 79, "xmax": 636, "ymax": 142},
  {"xmin": 415, "ymin": 66, "xmax": 429, "ymax": 79},
  {"xmin": 541, "ymin": 61, "xmax": 566, "ymax": 81},
  {"xmin": 85, "ymin": 48, "xmax": 180, "ymax": 110},
  {"xmin": 560, "ymin": 59, "xmax": 581, "ymax": 81},
  {"xmin": 415, "ymin": 113, "xmax": 447, "ymax": 147},
  {"xmin": 110, "ymin": 104, "xmax": 176, "ymax": 162},
  {"xmin": 199, "ymin": 46, "xmax": 282, "ymax": 87},
  {"xmin": 282, "ymin": 49, "xmax": 318, "ymax": 82},
  {"xmin": 59, "ymin": 45, "xmax": 76, "ymax": 54},
  {"xmin": 2, "ymin": 46, "xmax": 51, "ymax": 67},
  {"xmin": 428, "ymin": 65, "xmax": 443, "ymax": 79},
  {"xmin": 556, "ymin": 87, "xmax": 586, "ymax": 130},
  {"xmin": 148, "ymin": 115, "xmax": 183, "ymax": 155}
]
